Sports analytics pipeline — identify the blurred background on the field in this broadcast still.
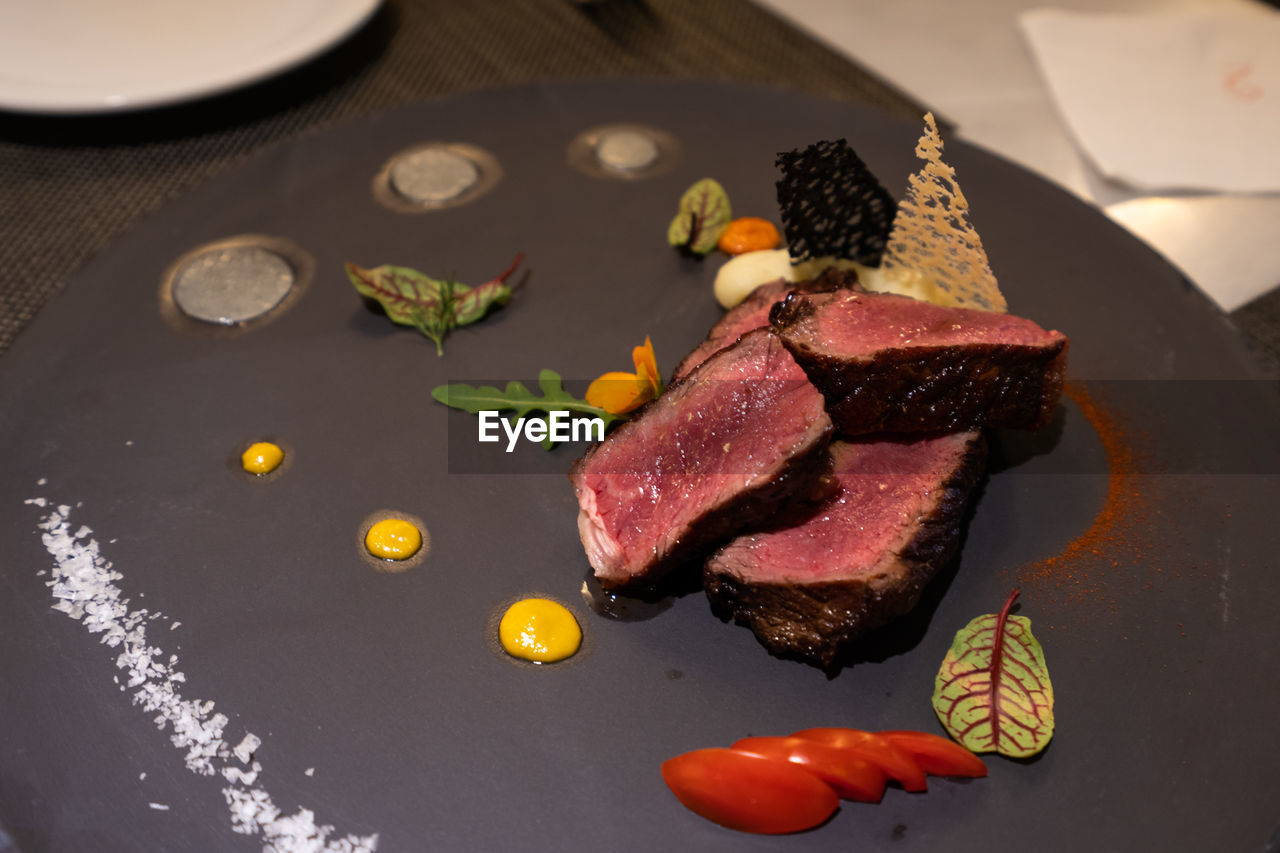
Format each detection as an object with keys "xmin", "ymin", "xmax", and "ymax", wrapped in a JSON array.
[{"xmin": 2, "ymin": 0, "xmax": 1277, "ymax": 367}]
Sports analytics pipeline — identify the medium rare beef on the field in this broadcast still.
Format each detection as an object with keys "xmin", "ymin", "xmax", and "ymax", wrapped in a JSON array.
[
  {"xmin": 571, "ymin": 329, "xmax": 833, "ymax": 592},
  {"xmin": 672, "ymin": 268, "xmax": 860, "ymax": 382},
  {"xmin": 771, "ymin": 290, "xmax": 1067, "ymax": 435},
  {"xmin": 704, "ymin": 432, "xmax": 985, "ymax": 668}
]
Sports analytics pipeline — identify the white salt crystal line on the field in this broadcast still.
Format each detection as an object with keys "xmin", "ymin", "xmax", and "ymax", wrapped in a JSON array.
[
  {"xmin": 37, "ymin": 478, "xmax": 47, "ymax": 486},
  {"xmin": 140, "ymin": 772, "xmax": 147, "ymax": 780},
  {"xmin": 305, "ymin": 768, "xmax": 315, "ymax": 777},
  {"xmin": 32, "ymin": 500, "xmax": 378, "ymax": 852}
]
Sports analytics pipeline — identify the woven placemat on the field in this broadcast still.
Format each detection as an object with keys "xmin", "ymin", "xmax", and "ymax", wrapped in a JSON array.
[{"xmin": 0, "ymin": 0, "xmax": 928, "ymax": 357}]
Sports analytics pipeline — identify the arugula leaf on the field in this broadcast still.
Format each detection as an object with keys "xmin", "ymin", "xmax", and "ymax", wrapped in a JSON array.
[
  {"xmin": 432, "ymin": 369, "xmax": 621, "ymax": 448},
  {"xmin": 346, "ymin": 254, "xmax": 522, "ymax": 356},
  {"xmin": 932, "ymin": 589, "xmax": 1055, "ymax": 758},
  {"xmin": 667, "ymin": 178, "xmax": 731, "ymax": 255}
]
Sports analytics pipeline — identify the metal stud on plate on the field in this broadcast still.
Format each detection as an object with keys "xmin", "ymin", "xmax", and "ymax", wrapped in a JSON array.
[
  {"xmin": 159, "ymin": 235, "xmax": 313, "ymax": 337},
  {"xmin": 170, "ymin": 245, "xmax": 294, "ymax": 326},
  {"xmin": 389, "ymin": 147, "xmax": 480, "ymax": 204},
  {"xmin": 373, "ymin": 143, "xmax": 501, "ymax": 213},
  {"xmin": 568, "ymin": 123, "xmax": 679, "ymax": 180},
  {"xmin": 594, "ymin": 129, "xmax": 661, "ymax": 173}
]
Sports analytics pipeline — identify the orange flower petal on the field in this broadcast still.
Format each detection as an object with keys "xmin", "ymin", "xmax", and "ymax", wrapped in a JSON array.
[
  {"xmin": 632, "ymin": 336, "xmax": 663, "ymax": 396},
  {"xmin": 586, "ymin": 371, "xmax": 646, "ymax": 414}
]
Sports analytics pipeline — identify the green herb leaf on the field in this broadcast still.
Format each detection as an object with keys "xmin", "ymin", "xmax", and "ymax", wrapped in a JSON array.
[
  {"xmin": 667, "ymin": 178, "xmax": 732, "ymax": 255},
  {"xmin": 346, "ymin": 254, "xmax": 523, "ymax": 356},
  {"xmin": 932, "ymin": 589, "xmax": 1054, "ymax": 758},
  {"xmin": 431, "ymin": 369, "xmax": 621, "ymax": 449}
]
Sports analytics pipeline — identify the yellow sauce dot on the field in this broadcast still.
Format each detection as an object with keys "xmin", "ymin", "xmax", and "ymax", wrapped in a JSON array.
[
  {"xmin": 241, "ymin": 441, "xmax": 284, "ymax": 475},
  {"xmin": 365, "ymin": 518, "xmax": 422, "ymax": 561},
  {"xmin": 499, "ymin": 598, "xmax": 582, "ymax": 663}
]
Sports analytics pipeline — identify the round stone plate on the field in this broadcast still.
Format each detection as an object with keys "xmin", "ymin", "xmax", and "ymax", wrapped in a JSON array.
[{"xmin": 1, "ymin": 81, "xmax": 1277, "ymax": 852}]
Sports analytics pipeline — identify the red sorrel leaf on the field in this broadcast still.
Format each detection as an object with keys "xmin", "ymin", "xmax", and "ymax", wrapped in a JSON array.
[
  {"xmin": 932, "ymin": 589, "xmax": 1054, "ymax": 758},
  {"xmin": 345, "ymin": 255, "xmax": 522, "ymax": 356},
  {"xmin": 667, "ymin": 178, "xmax": 731, "ymax": 255}
]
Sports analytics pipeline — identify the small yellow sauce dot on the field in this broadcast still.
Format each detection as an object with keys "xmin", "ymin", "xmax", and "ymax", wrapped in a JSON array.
[
  {"xmin": 241, "ymin": 441, "xmax": 284, "ymax": 475},
  {"xmin": 499, "ymin": 598, "xmax": 582, "ymax": 663},
  {"xmin": 365, "ymin": 518, "xmax": 422, "ymax": 561}
]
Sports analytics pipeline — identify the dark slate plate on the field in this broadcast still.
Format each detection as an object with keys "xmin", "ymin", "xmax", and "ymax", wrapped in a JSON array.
[{"xmin": 2, "ymin": 80, "xmax": 1278, "ymax": 852}]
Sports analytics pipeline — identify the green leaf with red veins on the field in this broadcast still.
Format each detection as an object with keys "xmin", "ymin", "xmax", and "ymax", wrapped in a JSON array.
[
  {"xmin": 667, "ymin": 178, "xmax": 732, "ymax": 255},
  {"xmin": 449, "ymin": 253, "xmax": 523, "ymax": 325},
  {"xmin": 345, "ymin": 254, "xmax": 523, "ymax": 356},
  {"xmin": 453, "ymin": 278, "xmax": 508, "ymax": 325},
  {"xmin": 345, "ymin": 263, "xmax": 445, "ymax": 325},
  {"xmin": 932, "ymin": 589, "xmax": 1054, "ymax": 758}
]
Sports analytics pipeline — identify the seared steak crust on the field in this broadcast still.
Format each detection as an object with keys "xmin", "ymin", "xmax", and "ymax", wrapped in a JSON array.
[
  {"xmin": 771, "ymin": 290, "xmax": 1067, "ymax": 435},
  {"xmin": 704, "ymin": 432, "xmax": 986, "ymax": 668},
  {"xmin": 672, "ymin": 268, "xmax": 860, "ymax": 382}
]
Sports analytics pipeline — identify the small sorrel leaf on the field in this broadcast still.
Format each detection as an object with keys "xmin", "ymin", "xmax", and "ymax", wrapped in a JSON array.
[
  {"xmin": 932, "ymin": 589, "xmax": 1054, "ymax": 758},
  {"xmin": 431, "ymin": 369, "xmax": 620, "ymax": 449},
  {"xmin": 345, "ymin": 264, "xmax": 445, "ymax": 325},
  {"xmin": 667, "ymin": 178, "xmax": 731, "ymax": 256},
  {"xmin": 346, "ymin": 254, "xmax": 523, "ymax": 356}
]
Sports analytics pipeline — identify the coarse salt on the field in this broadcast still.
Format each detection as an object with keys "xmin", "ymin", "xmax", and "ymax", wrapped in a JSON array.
[
  {"xmin": 34, "ymin": 499, "xmax": 378, "ymax": 853},
  {"xmin": 234, "ymin": 733, "xmax": 262, "ymax": 765}
]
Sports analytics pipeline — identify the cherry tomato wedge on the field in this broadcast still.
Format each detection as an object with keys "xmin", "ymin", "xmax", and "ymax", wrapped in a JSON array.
[
  {"xmin": 661, "ymin": 748, "xmax": 839, "ymax": 834},
  {"xmin": 790, "ymin": 728, "xmax": 928, "ymax": 792},
  {"xmin": 730, "ymin": 736, "xmax": 888, "ymax": 803},
  {"xmin": 878, "ymin": 731, "xmax": 988, "ymax": 778}
]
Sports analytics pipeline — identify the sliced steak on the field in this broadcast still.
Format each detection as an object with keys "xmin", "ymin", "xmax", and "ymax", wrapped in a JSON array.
[
  {"xmin": 771, "ymin": 290, "xmax": 1067, "ymax": 435},
  {"xmin": 672, "ymin": 268, "xmax": 860, "ymax": 382},
  {"xmin": 704, "ymin": 432, "xmax": 986, "ymax": 668},
  {"xmin": 571, "ymin": 329, "xmax": 833, "ymax": 592}
]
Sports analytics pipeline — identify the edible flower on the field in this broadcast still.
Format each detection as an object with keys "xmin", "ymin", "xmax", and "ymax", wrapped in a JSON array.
[{"xmin": 585, "ymin": 337, "xmax": 663, "ymax": 414}]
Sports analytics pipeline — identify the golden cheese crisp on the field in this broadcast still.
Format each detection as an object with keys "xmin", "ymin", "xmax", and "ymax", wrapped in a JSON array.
[{"xmin": 881, "ymin": 113, "xmax": 1007, "ymax": 313}]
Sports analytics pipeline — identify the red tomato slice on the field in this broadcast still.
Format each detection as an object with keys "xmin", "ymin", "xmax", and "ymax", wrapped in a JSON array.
[
  {"xmin": 878, "ymin": 730, "xmax": 988, "ymax": 778},
  {"xmin": 661, "ymin": 748, "xmax": 839, "ymax": 834},
  {"xmin": 790, "ymin": 728, "xmax": 928, "ymax": 792},
  {"xmin": 730, "ymin": 736, "xmax": 887, "ymax": 803}
]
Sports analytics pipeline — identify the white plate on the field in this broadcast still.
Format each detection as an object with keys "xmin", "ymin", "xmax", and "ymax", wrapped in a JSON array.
[{"xmin": 0, "ymin": 0, "xmax": 382, "ymax": 114}]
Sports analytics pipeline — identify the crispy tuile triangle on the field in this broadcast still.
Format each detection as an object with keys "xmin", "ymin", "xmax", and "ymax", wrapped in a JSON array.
[{"xmin": 881, "ymin": 113, "xmax": 1007, "ymax": 313}]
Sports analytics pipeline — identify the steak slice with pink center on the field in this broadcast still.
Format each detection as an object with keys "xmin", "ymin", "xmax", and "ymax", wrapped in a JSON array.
[
  {"xmin": 771, "ymin": 290, "xmax": 1067, "ymax": 435},
  {"xmin": 571, "ymin": 329, "xmax": 833, "ymax": 592},
  {"xmin": 705, "ymin": 432, "xmax": 986, "ymax": 668}
]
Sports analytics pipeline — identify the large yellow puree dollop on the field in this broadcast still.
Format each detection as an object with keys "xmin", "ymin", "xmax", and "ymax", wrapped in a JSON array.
[
  {"xmin": 365, "ymin": 518, "xmax": 422, "ymax": 560},
  {"xmin": 499, "ymin": 598, "xmax": 581, "ymax": 663},
  {"xmin": 241, "ymin": 441, "xmax": 284, "ymax": 475}
]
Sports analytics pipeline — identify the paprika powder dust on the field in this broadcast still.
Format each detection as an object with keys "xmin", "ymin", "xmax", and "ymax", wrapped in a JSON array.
[{"xmin": 1017, "ymin": 381, "xmax": 1155, "ymax": 604}]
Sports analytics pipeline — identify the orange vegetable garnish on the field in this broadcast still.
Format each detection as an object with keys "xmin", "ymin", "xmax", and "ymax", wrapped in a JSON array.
[
  {"xmin": 585, "ymin": 337, "xmax": 663, "ymax": 415},
  {"xmin": 716, "ymin": 217, "xmax": 782, "ymax": 255}
]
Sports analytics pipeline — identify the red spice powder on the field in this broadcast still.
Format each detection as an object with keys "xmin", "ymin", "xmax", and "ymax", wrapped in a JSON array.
[{"xmin": 1016, "ymin": 381, "xmax": 1153, "ymax": 605}]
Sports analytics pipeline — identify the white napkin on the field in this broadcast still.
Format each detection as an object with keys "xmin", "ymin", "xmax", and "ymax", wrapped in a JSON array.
[{"xmin": 1019, "ymin": 6, "xmax": 1280, "ymax": 194}]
